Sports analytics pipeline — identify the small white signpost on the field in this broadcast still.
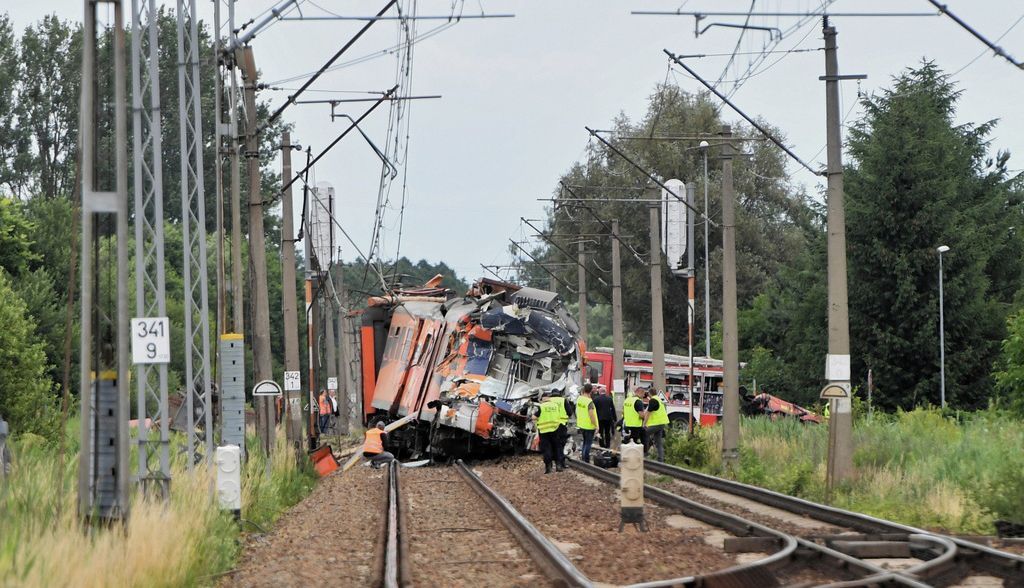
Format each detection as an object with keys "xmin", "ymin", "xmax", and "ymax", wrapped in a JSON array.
[
  {"xmin": 130, "ymin": 317, "xmax": 171, "ymax": 364},
  {"xmin": 252, "ymin": 380, "xmax": 283, "ymax": 397},
  {"xmin": 326, "ymin": 377, "xmax": 338, "ymax": 391},
  {"xmin": 284, "ymin": 370, "xmax": 301, "ymax": 392}
]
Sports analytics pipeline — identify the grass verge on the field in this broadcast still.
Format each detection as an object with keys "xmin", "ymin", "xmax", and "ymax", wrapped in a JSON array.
[
  {"xmin": 0, "ymin": 420, "xmax": 317, "ymax": 587},
  {"xmin": 664, "ymin": 407, "xmax": 1024, "ymax": 534}
]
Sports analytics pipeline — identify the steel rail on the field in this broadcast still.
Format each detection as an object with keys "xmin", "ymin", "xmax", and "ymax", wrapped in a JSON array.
[
  {"xmin": 568, "ymin": 458, "xmax": 934, "ymax": 587},
  {"xmin": 454, "ymin": 460, "xmax": 592, "ymax": 588},
  {"xmin": 382, "ymin": 461, "xmax": 410, "ymax": 588},
  {"xmin": 641, "ymin": 459, "xmax": 1024, "ymax": 581}
]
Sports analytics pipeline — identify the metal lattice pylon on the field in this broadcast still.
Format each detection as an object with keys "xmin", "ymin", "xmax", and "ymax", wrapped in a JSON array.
[
  {"xmin": 131, "ymin": 0, "xmax": 171, "ymax": 498},
  {"xmin": 177, "ymin": 0, "xmax": 214, "ymax": 467}
]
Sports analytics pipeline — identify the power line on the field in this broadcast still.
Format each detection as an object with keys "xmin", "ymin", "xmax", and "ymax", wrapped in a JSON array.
[
  {"xmin": 951, "ymin": 11, "xmax": 1024, "ymax": 76},
  {"xmin": 927, "ymin": 0, "xmax": 1024, "ymax": 70},
  {"xmin": 664, "ymin": 50, "xmax": 824, "ymax": 177},
  {"xmin": 558, "ymin": 182, "xmax": 649, "ymax": 267}
]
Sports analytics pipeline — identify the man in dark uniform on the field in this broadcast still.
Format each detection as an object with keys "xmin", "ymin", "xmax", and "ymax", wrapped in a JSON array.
[{"xmin": 592, "ymin": 386, "xmax": 617, "ymax": 448}]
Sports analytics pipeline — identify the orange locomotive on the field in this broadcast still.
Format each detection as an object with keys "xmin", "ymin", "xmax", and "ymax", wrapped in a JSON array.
[{"xmin": 359, "ymin": 277, "xmax": 585, "ymax": 458}]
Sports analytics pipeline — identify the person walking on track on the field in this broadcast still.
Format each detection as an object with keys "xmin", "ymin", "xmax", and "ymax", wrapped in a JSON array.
[
  {"xmin": 644, "ymin": 389, "xmax": 670, "ymax": 461},
  {"xmin": 575, "ymin": 383, "xmax": 598, "ymax": 463},
  {"xmin": 592, "ymin": 385, "xmax": 617, "ymax": 448},
  {"xmin": 362, "ymin": 422, "xmax": 394, "ymax": 468},
  {"xmin": 534, "ymin": 387, "xmax": 572, "ymax": 474}
]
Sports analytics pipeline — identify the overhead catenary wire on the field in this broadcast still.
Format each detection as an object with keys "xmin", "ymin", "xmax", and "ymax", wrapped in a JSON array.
[
  {"xmin": 520, "ymin": 217, "xmax": 610, "ymax": 291},
  {"xmin": 558, "ymin": 182, "xmax": 649, "ymax": 267},
  {"xmin": 506, "ymin": 241, "xmax": 578, "ymax": 294},
  {"xmin": 951, "ymin": 11, "xmax": 1024, "ymax": 76},
  {"xmin": 260, "ymin": 0, "xmax": 398, "ymax": 133},
  {"xmin": 664, "ymin": 50, "xmax": 824, "ymax": 177},
  {"xmin": 926, "ymin": 0, "xmax": 1024, "ymax": 70},
  {"xmin": 585, "ymin": 126, "xmax": 725, "ymax": 224}
]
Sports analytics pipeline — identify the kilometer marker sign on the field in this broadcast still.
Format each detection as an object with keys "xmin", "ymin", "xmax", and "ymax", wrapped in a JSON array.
[{"xmin": 130, "ymin": 317, "xmax": 171, "ymax": 364}]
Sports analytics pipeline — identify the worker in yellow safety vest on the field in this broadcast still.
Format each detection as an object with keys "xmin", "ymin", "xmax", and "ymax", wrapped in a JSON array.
[
  {"xmin": 533, "ymin": 388, "xmax": 573, "ymax": 474},
  {"xmin": 643, "ymin": 389, "xmax": 670, "ymax": 461},
  {"xmin": 575, "ymin": 383, "xmax": 599, "ymax": 463},
  {"xmin": 363, "ymin": 422, "xmax": 395, "ymax": 469},
  {"xmin": 622, "ymin": 387, "xmax": 646, "ymax": 446}
]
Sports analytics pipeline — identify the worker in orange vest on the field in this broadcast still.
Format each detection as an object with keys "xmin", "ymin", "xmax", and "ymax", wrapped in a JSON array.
[
  {"xmin": 318, "ymin": 389, "xmax": 331, "ymax": 434},
  {"xmin": 363, "ymin": 422, "xmax": 395, "ymax": 468}
]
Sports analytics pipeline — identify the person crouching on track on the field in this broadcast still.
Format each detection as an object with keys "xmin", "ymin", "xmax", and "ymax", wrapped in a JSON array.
[
  {"xmin": 533, "ymin": 387, "xmax": 572, "ymax": 474},
  {"xmin": 643, "ymin": 389, "xmax": 670, "ymax": 461},
  {"xmin": 363, "ymin": 422, "xmax": 395, "ymax": 468},
  {"xmin": 575, "ymin": 383, "xmax": 598, "ymax": 463},
  {"xmin": 622, "ymin": 386, "xmax": 646, "ymax": 446}
]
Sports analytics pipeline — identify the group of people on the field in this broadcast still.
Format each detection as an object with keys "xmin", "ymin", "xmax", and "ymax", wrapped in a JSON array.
[
  {"xmin": 622, "ymin": 385, "xmax": 670, "ymax": 462},
  {"xmin": 317, "ymin": 388, "xmax": 341, "ymax": 435}
]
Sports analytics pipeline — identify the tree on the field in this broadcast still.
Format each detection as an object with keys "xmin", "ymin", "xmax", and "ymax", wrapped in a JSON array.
[
  {"xmin": 0, "ymin": 270, "xmax": 59, "ymax": 439},
  {"xmin": 845, "ymin": 62, "xmax": 1022, "ymax": 410}
]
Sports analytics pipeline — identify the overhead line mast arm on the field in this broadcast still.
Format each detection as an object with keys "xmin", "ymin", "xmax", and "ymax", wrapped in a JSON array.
[
  {"xmin": 260, "ymin": 0, "xmax": 398, "ymax": 133},
  {"xmin": 278, "ymin": 86, "xmax": 397, "ymax": 198},
  {"xmin": 558, "ymin": 182, "xmax": 649, "ymax": 268},
  {"xmin": 664, "ymin": 50, "xmax": 826, "ymax": 177},
  {"xmin": 521, "ymin": 217, "xmax": 611, "ymax": 292},
  {"xmin": 584, "ymin": 126, "xmax": 722, "ymax": 226},
  {"xmin": 507, "ymin": 240, "xmax": 578, "ymax": 294}
]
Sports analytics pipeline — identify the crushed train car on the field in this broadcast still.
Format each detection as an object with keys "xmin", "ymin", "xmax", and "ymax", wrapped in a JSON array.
[{"xmin": 359, "ymin": 277, "xmax": 584, "ymax": 458}]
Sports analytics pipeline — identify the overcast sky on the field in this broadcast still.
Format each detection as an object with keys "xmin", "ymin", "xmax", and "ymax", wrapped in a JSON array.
[{"xmin": 7, "ymin": 1, "xmax": 1023, "ymax": 285}]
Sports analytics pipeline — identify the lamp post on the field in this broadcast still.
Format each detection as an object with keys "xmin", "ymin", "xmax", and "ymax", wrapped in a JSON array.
[
  {"xmin": 700, "ymin": 140, "xmax": 711, "ymax": 358},
  {"xmin": 937, "ymin": 245, "xmax": 950, "ymax": 409}
]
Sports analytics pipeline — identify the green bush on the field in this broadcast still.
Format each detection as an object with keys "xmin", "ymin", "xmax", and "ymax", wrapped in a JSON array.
[{"xmin": 664, "ymin": 428, "xmax": 711, "ymax": 468}]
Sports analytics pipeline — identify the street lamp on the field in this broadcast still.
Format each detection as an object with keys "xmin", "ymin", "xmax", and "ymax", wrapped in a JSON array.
[
  {"xmin": 937, "ymin": 245, "xmax": 950, "ymax": 409},
  {"xmin": 700, "ymin": 140, "xmax": 711, "ymax": 358}
]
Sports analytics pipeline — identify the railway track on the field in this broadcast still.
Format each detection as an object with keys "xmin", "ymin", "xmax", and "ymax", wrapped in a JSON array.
[
  {"xmin": 377, "ymin": 460, "xmax": 583, "ymax": 587},
  {"xmin": 640, "ymin": 459, "xmax": 1024, "ymax": 587}
]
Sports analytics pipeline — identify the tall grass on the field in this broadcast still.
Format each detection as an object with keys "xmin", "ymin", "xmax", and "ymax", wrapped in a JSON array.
[
  {"xmin": 667, "ymin": 408, "xmax": 1024, "ymax": 534},
  {"xmin": 0, "ymin": 420, "xmax": 316, "ymax": 587}
]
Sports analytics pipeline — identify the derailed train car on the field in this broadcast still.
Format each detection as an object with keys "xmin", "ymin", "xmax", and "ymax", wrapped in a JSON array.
[{"xmin": 360, "ymin": 277, "xmax": 584, "ymax": 458}]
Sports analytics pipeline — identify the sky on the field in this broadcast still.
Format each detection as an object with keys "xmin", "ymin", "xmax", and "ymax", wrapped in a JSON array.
[{"xmin": 7, "ymin": 0, "xmax": 1024, "ymax": 285}]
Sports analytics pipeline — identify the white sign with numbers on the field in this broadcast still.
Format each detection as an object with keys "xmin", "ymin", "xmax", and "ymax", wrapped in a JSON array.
[
  {"xmin": 284, "ymin": 370, "xmax": 301, "ymax": 391},
  {"xmin": 130, "ymin": 317, "xmax": 171, "ymax": 364},
  {"xmin": 326, "ymin": 377, "xmax": 338, "ymax": 391}
]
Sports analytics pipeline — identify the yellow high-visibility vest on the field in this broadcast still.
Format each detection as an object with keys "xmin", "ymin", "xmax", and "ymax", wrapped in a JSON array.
[
  {"xmin": 537, "ymin": 396, "xmax": 568, "ymax": 433},
  {"xmin": 623, "ymin": 393, "xmax": 642, "ymax": 428},
  {"xmin": 647, "ymin": 395, "xmax": 670, "ymax": 426},
  {"xmin": 576, "ymin": 396, "xmax": 596, "ymax": 430}
]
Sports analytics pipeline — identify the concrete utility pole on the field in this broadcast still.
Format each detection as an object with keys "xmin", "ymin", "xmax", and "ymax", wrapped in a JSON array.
[
  {"xmin": 280, "ymin": 133, "xmax": 303, "ymax": 453},
  {"xmin": 611, "ymin": 219, "xmax": 625, "ymax": 408},
  {"xmin": 686, "ymin": 183, "xmax": 697, "ymax": 433},
  {"xmin": 229, "ymin": 1, "xmax": 244, "ymax": 334},
  {"xmin": 239, "ymin": 48, "xmax": 275, "ymax": 457},
  {"xmin": 577, "ymin": 240, "xmax": 588, "ymax": 344},
  {"xmin": 823, "ymin": 18, "xmax": 857, "ymax": 489},
  {"xmin": 334, "ymin": 267, "xmax": 351, "ymax": 435},
  {"xmin": 304, "ymin": 176, "xmax": 319, "ymax": 449},
  {"xmin": 720, "ymin": 125, "xmax": 740, "ymax": 470},
  {"xmin": 325, "ymin": 294, "xmax": 338, "ymax": 433},
  {"xmin": 648, "ymin": 191, "xmax": 667, "ymax": 394}
]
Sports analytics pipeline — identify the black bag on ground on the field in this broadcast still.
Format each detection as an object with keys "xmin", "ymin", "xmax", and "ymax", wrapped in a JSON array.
[{"xmin": 592, "ymin": 448, "xmax": 619, "ymax": 469}]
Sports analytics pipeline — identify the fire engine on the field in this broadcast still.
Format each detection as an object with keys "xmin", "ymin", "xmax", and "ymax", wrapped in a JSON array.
[{"xmin": 584, "ymin": 347, "xmax": 726, "ymax": 427}]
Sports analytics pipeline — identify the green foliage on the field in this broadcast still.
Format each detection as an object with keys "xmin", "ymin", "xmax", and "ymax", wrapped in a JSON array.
[
  {"xmin": 846, "ymin": 63, "xmax": 1021, "ymax": 410},
  {"xmin": 685, "ymin": 409, "xmax": 1024, "ymax": 533},
  {"xmin": 0, "ymin": 270, "xmax": 58, "ymax": 440},
  {"xmin": 664, "ymin": 428, "xmax": 711, "ymax": 468},
  {"xmin": 0, "ymin": 198, "xmax": 40, "ymax": 275},
  {"xmin": 993, "ymin": 309, "xmax": 1024, "ymax": 415}
]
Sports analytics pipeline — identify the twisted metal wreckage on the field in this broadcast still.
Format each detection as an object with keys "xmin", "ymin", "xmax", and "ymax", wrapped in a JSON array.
[{"xmin": 360, "ymin": 277, "xmax": 584, "ymax": 458}]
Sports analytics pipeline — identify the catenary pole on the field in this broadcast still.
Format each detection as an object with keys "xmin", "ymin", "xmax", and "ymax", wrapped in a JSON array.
[
  {"xmin": 239, "ymin": 48, "xmax": 275, "ymax": 459},
  {"xmin": 720, "ymin": 125, "xmax": 740, "ymax": 470},
  {"xmin": 823, "ymin": 18, "xmax": 855, "ymax": 491},
  {"xmin": 280, "ymin": 133, "xmax": 303, "ymax": 454},
  {"xmin": 611, "ymin": 219, "xmax": 625, "ymax": 417},
  {"xmin": 649, "ymin": 190, "xmax": 667, "ymax": 394},
  {"xmin": 577, "ymin": 240, "xmax": 588, "ymax": 343}
]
